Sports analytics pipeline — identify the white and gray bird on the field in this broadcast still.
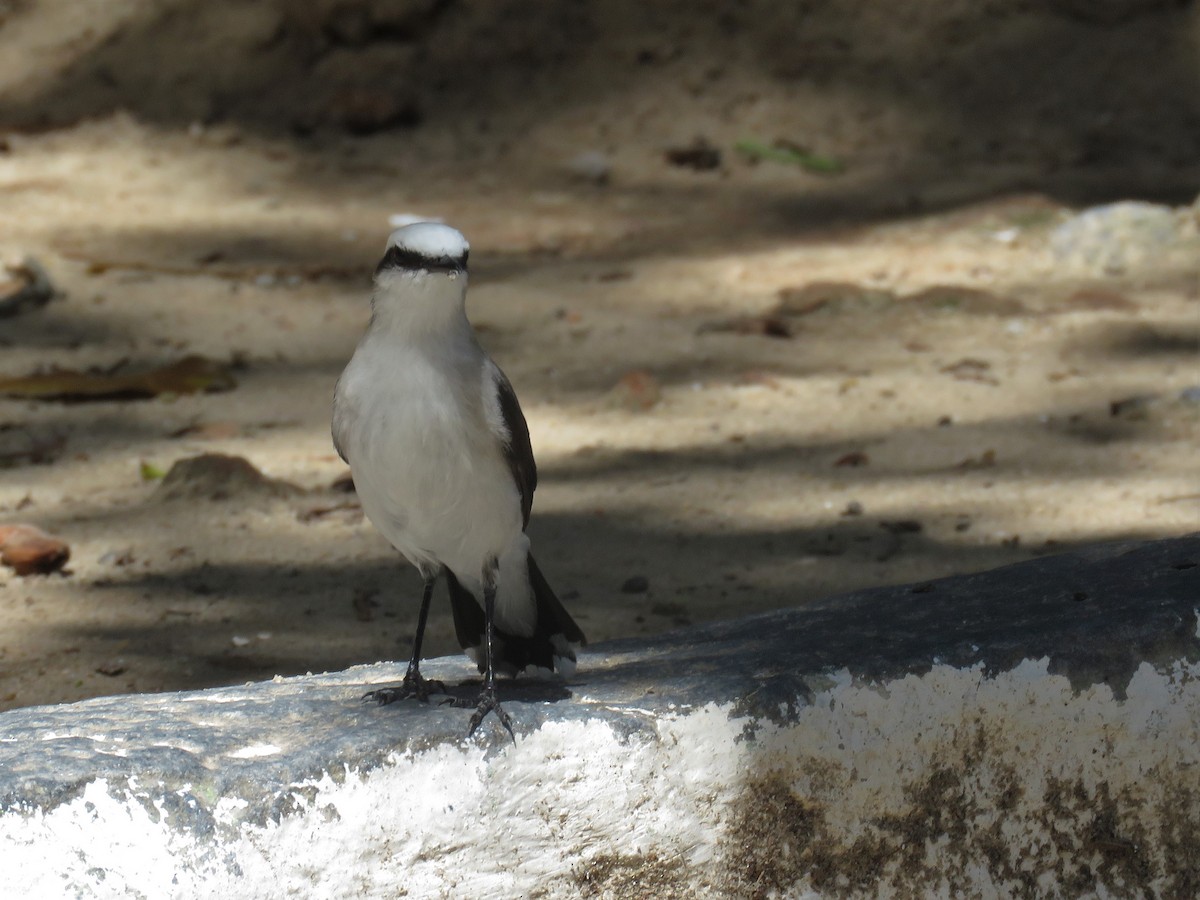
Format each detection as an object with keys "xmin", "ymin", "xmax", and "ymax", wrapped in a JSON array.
[{"xmin": 332, "ymin": 222, "xmax": 585, "ymax": 736}]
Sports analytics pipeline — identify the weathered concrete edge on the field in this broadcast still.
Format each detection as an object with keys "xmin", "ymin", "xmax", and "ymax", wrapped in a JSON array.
[{"xmin": 0, "ymin": 534, "xmax": 1197, "ymax": 898}]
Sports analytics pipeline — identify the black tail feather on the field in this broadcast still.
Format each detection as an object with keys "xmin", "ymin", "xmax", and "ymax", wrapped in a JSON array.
[
  {"xmin": 445, "ymin": 553, "xmax": 585, "ymax": 675},
  {"xmin": 527, "ymin": 553, "xmax": 586, "ymax": 646}
]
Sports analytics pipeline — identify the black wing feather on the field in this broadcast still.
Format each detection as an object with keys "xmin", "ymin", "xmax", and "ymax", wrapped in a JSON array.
[{"xmin": 493, "ymin": 367, "xmax": 537, "ymax": 529}]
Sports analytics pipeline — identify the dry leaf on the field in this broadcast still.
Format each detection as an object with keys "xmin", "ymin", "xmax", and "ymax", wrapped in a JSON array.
[
  {"xmin": 700, "ymin": 315, "xmax": 793, "ymax": 338},
  {"xmin": 0, "ymin": 523, "xmax": 70, "ymax": 575},
  {"xmin": 834, "ymin": 451, "xmax": 870, "ymax": 467},
  {"xmin": 735, "ymin": 369, "xmax": 782, "ymax": 389},
  {"xmin": 0, "ymin": 355, "xmax": 237, "ymax": 402},
  {"xmin": 956, "ymin": 449, "xmax": 997, "ymax": 471},
  {"xmin": 297, "ymin": 501, "xmax": 361, "ymax": 522},
  {"xmin": 939, "ymin": 358, "xmax": 999, "ymax": 385},
  {"xmin": 905, "ymin": 286, "xmax": 1026, "ymax": 316},
  {"xmin": 776, "ymin": 281, "xmax": 896, "ymax": 316},
  {"xmin": 352, "ymin": 588, "xmax": 380, "ymax": 622},
  {"xmin": 1064, "ymin": 288, "xmax": 1137, "ymax": 312},
  {"xmin": 169, "ymin": 421, "xmax": 242, "ymax": 440},
  {"xmin": 609, "ymin": 371, "xmax": 662, "ymax": 411}
]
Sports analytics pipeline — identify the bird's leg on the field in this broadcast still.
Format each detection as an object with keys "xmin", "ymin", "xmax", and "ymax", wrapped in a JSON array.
[
  {"xmin": 465, "ymin": 557, "xmax": 514, "ymax": 740},
  {"xmin": 363, "ymin": 569, "xmax": 446, "ymax": 705}
]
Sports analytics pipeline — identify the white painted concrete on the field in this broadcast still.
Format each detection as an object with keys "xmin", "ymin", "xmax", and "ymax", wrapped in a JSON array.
[{"xmin": 3, "ymin": 655, "xmax": 1199, "ymax": 898}]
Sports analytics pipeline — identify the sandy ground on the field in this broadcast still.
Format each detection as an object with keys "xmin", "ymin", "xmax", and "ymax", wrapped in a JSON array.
[{"xmin": 0, "ymin": 0, "xmax": 1198, "ymax": 711}]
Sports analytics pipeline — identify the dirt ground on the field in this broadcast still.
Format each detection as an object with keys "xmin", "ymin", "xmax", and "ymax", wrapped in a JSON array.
[{"xmin": 0, "ymin": 0, "xmax": 1197, "ymax": 712}]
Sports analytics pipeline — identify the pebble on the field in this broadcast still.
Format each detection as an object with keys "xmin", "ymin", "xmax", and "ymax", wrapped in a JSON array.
[
  {"xmin": 564, "ymin": 151, "xmax": 612, "ymax": 185},
  {"xmin": 0, "ymin": 256, "xmax": 55, "ymax": 319},
  {"xmin": 1049, "ymin": 201, "xmax": 1190, "ymax": 274}
]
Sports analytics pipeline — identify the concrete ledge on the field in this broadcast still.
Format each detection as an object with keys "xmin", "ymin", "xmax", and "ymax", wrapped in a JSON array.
[{"xmin": 1, "ymin": 535, "xmax": 1198, "ymax": 898}]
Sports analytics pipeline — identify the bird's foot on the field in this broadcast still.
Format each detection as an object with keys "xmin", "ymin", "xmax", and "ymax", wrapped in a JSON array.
[
  {"xmin": 448, "ymin": 685, "xmax": 515, "ymax": 741},
  {"xmin": 362, "ymin": 670, "xmax": 446, "ymax": 705}
]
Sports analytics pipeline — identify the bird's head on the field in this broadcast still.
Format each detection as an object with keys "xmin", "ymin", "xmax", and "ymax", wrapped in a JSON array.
[
  {"xmin": 375, "ymin": 222, "xmax": 469, "ymax": 280},
  {"xmin": 370, "ymin": 223, "xmax": 471, "ymax": 334}
]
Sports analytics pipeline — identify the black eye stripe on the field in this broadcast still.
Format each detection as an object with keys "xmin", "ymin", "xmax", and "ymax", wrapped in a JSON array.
[{"xmin": 376, "ymin": 245, "xmax": 468, "ymax": 276}]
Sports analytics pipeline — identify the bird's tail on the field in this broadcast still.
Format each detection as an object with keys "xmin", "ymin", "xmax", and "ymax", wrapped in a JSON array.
[{"xmin": 446, "ymin": 553, "xmax": 586, "ymax": 676}]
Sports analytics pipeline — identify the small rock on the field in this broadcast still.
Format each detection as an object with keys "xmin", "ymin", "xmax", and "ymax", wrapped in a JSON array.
[
  {"xmin": 880, "ymin": 520, "xmax": 923, "ymax": 535},
  {"xmin": 156, "ymin": 454, "xmax": 302, "ymax": 503},
  {"xmin": 1109, "ymin": 394, "xmax": 1160, "ymax": 419},
  {"xmin": 0, "ymin": 256, "xmax": 56, "ymax": 319},
  {"xmin": 98, "ymin": 548, "xmax": 135, "ymax": 567},
  {"xmin": 0, "ymin": 524, "xmax": 70, "ymax": 576},
  {"xmin": 334, "ymin": 88, "xmax": 422, "ymax": 135},
  {"xmin": 564, "ymin": 151, "xmax": 612, "ymax": 185},
  {"xmin": 840, "ymin": 501, "xmax": 864, "ymax": 517},
  {"xmin": 95, "ymin": 660, "xmax": 127, "ymax": 677},
  {"xmin": 620, "ymin": 575, "xmax": 649, "ymax": 594},
  {"xmin": 665, "ymin": 138, "xmax": 721, "ymax": 171},
  {"xmin": 1050, "ymin": 202, "xmax": 1192, "ymax": 275}
]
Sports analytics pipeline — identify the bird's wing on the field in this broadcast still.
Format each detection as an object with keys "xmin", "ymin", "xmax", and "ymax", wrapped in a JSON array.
[
  {"xmin": 484, "ymin": 361, "xmax": 537, "ymax": 529},
  {"xmin": 330, "ymin": 374, "xmax": 351, "ymax": 464}
]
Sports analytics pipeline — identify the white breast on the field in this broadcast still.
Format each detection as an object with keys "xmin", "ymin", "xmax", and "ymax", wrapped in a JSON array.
[{"xmin": 334, "ymin": 335, "xmax": 524, "ymax": 581}]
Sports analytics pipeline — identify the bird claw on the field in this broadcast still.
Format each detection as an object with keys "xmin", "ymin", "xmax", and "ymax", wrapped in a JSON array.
[
  {"xmin": 458, "ymin": 687, "xmax": 515, "ymax": 741},
  {"xmin": 362, "ymin": 672, "xmax": 446, "ymax": 705}
]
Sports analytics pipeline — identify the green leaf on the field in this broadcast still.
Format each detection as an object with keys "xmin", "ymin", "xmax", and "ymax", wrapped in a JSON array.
[
  {"xmin": 140, "ymin": 461, "xmax": 166, "ymax": 481},
  {"xmin": 734, "ymin": 139, "xmax": 845, "ymax": 174}
]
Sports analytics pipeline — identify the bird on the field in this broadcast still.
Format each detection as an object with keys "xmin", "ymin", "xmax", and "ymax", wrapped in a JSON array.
[{"xmin": 331, "ymin": 222, "xmax": 586, "ymax": 737}]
